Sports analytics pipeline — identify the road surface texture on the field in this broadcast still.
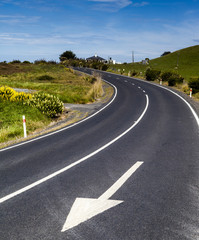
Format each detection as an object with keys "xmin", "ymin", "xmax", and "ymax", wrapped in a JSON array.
[{"xmin": 0, "ymin": 68, "xmax": 198, "ymax": 240}]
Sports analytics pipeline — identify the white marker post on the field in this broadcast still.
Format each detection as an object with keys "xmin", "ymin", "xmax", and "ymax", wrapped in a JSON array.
[
  {"xmin": 160, "ymin": 79, "xmax": 162, "ymax": 85},
  {"xmin": 23, "ymin": 115, "xmax": 27, "ymax": 138},
  {"xmin": 190, "ymin": 88, "xmax": 192, "ymax": 98}
]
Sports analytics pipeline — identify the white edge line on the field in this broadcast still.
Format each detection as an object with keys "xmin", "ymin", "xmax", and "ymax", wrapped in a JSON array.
[
  {"xmin": 0, "ymin": 95, "xmax": 149, "ymax": 204},
  {"xmin": 158, "ymin": 85, "xmax": 199, "ymax": 127},
  {"xmin": 139, "ymin": 80, "xmax": 199, "ymax": 127},
  {"xmin": 0, "ymin": 79, "xmax": 117, "ymax": 152},
  {"xmin": 107, "ymin": 71, "xmax": 199, "ymax": 128},
  {"xmin": 126, "ymin": 75, "xmax": 199, "ymax": 128}
]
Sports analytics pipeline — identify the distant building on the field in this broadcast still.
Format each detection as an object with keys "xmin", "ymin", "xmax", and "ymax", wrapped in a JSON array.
[
  {"xmin": 141, "ymin": 58, "xmax": 149, "ymax": 65},
  {"xmin": 86, "ymin": 54, "xmax": 106, "ymax": 63}
]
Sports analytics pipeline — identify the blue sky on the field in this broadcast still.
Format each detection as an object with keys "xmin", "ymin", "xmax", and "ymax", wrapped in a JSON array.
[{"xmin": 0, "ymin": 0, "xmax": 199, "ymax": 62}]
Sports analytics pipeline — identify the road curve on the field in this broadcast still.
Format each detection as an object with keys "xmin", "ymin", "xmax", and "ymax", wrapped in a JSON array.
[{"xmin": 0, "ymin": 69, "xmax": 198, "ymax": 240}]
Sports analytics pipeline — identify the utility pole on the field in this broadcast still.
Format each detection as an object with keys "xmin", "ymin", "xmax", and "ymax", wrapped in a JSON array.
[{"xmin": 132, "ymin": 51, "xmax": 134, "ymax": 63}]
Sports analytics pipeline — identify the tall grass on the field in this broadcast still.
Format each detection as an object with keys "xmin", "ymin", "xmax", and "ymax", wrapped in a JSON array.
[{"xmin": 86, "ymin": 74, "xmax": 104, "ymax": 101}]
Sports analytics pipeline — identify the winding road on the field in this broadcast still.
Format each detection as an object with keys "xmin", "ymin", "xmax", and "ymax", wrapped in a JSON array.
[{"xmin": 0, "ymin": 69, "xmax": 198, "ymax": 239}]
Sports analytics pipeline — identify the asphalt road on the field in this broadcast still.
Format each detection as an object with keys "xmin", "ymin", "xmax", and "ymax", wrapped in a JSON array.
[{"xmin": 0, "ymin": 69, "xmax": 198, "ymax": 240}]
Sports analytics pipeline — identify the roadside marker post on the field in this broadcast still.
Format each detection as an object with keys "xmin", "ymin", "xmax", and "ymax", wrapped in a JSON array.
[
  {"xmin": 190, "ymin": 88, "xmax": 192, "ymax": 98},
  {"xmin": 160, "ymin": 79, "xmax": 162, "ymax": 85},
  {"xmin": 23, "ymin": 115, "xmax": 27, "ymax": 138}
]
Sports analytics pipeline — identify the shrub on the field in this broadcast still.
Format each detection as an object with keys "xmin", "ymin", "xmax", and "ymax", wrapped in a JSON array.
[
  {"xmin": 145, "ymin": 68, "xmax": 161, "ymax": 81},
  {"xmin": 10, "ymin": 92, "xmax": 32, "ymax": 102},
  {"xmin": 0, "ymin": 86, "xmax": 15, "ymax": 100},
  {"xmin": 161, "ymin": 71, "xmax": 173, "ymax": 82},
  {"xmin": 37, "ymin": 74, "xmax": 55, "ymax": 81},
  {"xmin": 10, "ymin": 60, "xmax": 21, "ymax": 64},
  {"xmin": 28, "ymin": 92, "xmax": 64, "ymax": 118},
  {"xmin": 168, "ymin": 74, "xmax": 184, "ymax": 86},
  {"xmin": 47, "ymin": 60, "xmax": 57, "ymax": 64},
  {"xmin": 34, "ymin": 59, "xmax": 47, "ymax": 64},
  {"xmin": 188, "ymin": 78, "xmax": 199, "ymax": 93},
  {"xmin": 101, "ymin": 64, "xmax": 108, "ymax": 71},
  {"xmin": 0, "ymin": 86, "xmax": 32, "ymax": 102},
  {"xmin": 23, "ymin": 61, "xmax": 31, "ymax": 64},
  {"xmin": 131, "ymin": 70, "xmax": 138, "ymax": 77},
  {"xmin": 168, "ymin": 77, "xmax": 176, "ymax": 86}
]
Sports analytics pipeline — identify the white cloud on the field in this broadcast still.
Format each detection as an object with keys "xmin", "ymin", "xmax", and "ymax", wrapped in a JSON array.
[
  {"xmin": 132, "ymin": 1, "xmax": 149, "ymax": 7},
  {"xmin": 88, "ymin": 0, "xmax": 132, "ymax": 11},
  {"xmin": 0, "ymin": 14, "xmax": 40, "ymax": 24}
]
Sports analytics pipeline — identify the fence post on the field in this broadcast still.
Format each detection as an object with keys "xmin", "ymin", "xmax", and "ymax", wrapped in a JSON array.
[
  {"xmin": 190, "ymin": 88, "xmax": 192, "ymax": 98},
  {"xmin": 23, "ymin": 115, "xmax": 27, "ymax": 138}
]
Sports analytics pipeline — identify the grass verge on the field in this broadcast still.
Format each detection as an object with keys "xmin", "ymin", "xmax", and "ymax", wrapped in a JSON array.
[
  {"xmin": 0, "ymin": 63, "xmax": 108, "ymax": 146},
  {"xmin": 0, "ymin": 99, "xmax": 51, "ymax": 143}
]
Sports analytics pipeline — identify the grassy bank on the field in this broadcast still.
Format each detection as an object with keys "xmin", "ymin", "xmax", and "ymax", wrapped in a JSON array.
[
  {"xmin": 0, "ymin": 63, "xmax": 104, "ymax": 145},
  {"xmin": 0, "ymin": 99, "xmax": 50, "ymax": 143},
  {"xmin": 0, "ymin": 63, "xmax": 102, "ymax": 103}
]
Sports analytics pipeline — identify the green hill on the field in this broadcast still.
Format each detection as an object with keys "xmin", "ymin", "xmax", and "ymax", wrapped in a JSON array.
[
  {"xmin": 108, "ymin": 45, "xmax": 199, "ymax": 81},
  {"xmin": 149, "ymin": 45, "xmax": 199, "ymax": 80}
]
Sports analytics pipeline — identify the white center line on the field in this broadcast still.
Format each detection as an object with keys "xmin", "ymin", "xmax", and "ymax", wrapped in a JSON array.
[{"xmin": 0, "ymin": 95, "xmax": 149, "ymax": 204}]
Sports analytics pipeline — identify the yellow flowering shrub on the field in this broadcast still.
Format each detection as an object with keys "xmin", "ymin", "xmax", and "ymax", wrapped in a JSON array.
[
  {"xmin": 27, "ymin": 92, "xmax": 64, "ymax": 118},
  {"xmin": 10, "ymin": 92, "xmax": 32, "ymax": 102},
  {"xmin": 0, "ymin": 86, "xmax": 32, "ymax": 102},
  {"xmin": 0, "ymin": 86, "xmax": 15, "ymax": 100}
]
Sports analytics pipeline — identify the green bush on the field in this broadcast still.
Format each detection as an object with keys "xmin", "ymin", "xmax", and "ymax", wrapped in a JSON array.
[
  {"xmin": 168, "ymin": 77, "xmax": 176, "ymax": 86},
  {"xmin": 188, "ymin": 78, "xmax": 199, "ymax": 93},
  {"xmin": 28, "ymin": 92, "xmax": 64, "ymax": 118},
  {"xmin": 34, "ymin": 59, "xmax": 47, "ymax": 64},
  {"xmin": 23, "ymin": 61, "xmax": 31, "ymax": 64},
  {"xmin": 10, "ymin": 60, "xmax": 21, "ymax": 64},
  {"xmin": 131, "ymin": 70, "xmax": 138, "ymax": 76},
  {"xmin": 161, "ymin": 71, "xmax": 173, "ymax": 81},
  {"xmin": 168, "ymin": 74, "xmax": 184, "ymax": 86},
  {"xmin": 37, "ymin": 74, "xmax": 55, "ymax": 81},
  {"xmin": 145, "ymin": 68, "xmax": 161, "ymax": 81},
  {"xmin": 101, "ymin": 64, "xmax": 108, "ymax": 71}
]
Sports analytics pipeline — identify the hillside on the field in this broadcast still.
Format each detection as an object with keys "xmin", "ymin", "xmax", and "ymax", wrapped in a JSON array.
[
  {"xmin": 149, "ymin": 45, "xmax": 199, "ymax": 80},
  {"xmin": 108, "ymin": 45, "xmax": 199, "ymax": 81}
]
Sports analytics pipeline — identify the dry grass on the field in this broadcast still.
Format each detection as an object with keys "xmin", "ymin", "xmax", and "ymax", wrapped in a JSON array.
[{"xmin": 87, "ymin": 73, "xmax": 104, "ymax": 101}]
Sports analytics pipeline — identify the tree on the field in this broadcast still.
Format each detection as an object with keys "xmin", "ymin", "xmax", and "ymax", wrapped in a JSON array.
[{"xmin": 59, "ymin": 50, "xmax": 76, "ymax": 62}]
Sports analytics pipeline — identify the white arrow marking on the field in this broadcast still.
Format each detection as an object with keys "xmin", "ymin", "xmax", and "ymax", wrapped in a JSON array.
[{"xmin": 61, "ymin": 161, "xmax": 143, "ymax": 232}]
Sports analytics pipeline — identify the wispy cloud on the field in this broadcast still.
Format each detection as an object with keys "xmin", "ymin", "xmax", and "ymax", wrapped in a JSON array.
[
  {"xmin": 88, "ymin": 0, "xmax": 132, "ymax": 12},
  {"xmin": 0, "ymin": 14, "xmax": 40, "ymax": 24},
  {"xmin": 0, "ymin": 0, "xmax": 21, "ymax": 5},
  {"xmin": 132, "ymin": 1, "xmax": 149, "ymax": 7},
  {"xmin": 0, "ymin": 32, "xmax": 77, "ymax": 46}
]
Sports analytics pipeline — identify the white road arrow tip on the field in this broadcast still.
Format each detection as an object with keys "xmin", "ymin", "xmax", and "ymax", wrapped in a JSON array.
[{"xmin": 61, "ymin": 197, "xmax": 123, "ymax": 232}]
